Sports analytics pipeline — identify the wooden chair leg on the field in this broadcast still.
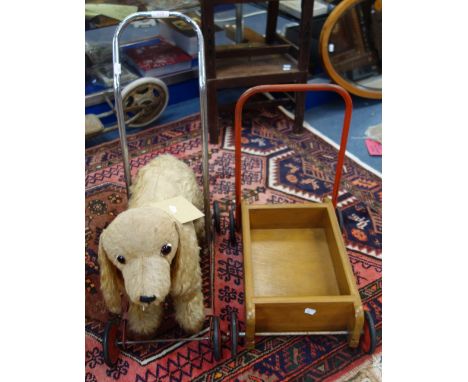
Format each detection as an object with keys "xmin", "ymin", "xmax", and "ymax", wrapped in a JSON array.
[
  {"xmin": 293, "ymin": 90, "xmax": 306, "ymax": 134},
  {"xmin": 265, "ymin": 0, "xmax": 279, "ymax": 44},
  {"xmin": 207, "ymin": 81, "xmax": 219, "ymax": 144}
]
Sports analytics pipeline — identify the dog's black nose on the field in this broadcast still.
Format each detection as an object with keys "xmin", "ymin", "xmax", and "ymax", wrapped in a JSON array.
[{"xmin": 139, "ymin": 295, "xmax": 156, "ymax": 304}]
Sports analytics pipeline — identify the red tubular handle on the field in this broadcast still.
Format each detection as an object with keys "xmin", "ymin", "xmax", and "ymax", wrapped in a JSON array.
[{"xmin": 234, "ymin": 84, "xmax": 353, "ymax": 224}]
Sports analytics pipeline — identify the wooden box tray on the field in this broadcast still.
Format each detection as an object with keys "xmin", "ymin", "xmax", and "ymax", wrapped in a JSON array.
[{"xmin": 241, "ymin": 199, "xmax": 364, "ymax": 348}]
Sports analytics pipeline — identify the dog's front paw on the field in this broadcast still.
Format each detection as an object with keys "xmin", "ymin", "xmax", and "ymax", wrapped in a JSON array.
[{"xmin": 174, "ymin": 290, "xmax": 205, "ymax": 334}]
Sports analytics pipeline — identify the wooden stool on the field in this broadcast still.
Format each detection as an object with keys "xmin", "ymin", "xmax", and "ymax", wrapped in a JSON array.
[{"xmin": 201, "ymin": 0, "xmax": 315, "ymax": 143}]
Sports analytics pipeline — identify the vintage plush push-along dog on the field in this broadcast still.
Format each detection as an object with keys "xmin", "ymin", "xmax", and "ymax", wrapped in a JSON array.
[{"xmin": 98, "ymin": 154, "xmax": 205, "ymax": 335}]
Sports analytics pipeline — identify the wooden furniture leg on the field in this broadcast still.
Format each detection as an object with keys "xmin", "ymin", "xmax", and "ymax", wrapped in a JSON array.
[
  {"xmin": 207, "ymin": 80, "xmax": 219, "ymax": 143},
  {"xmin": 201, "ymin": 1, "xmax": 219, "ymax": 143},
  {"xmin": 297, "ymin": 0, "xmax": 315, "ymax": 66},
  {"xmin": 293, "ymin": 0, "xmax": 315, "ymax": 133},
  {"xmin": 348, "ymin": 303, "xmax": 364, "ymax": 348},
  {"xmin": 265, "ymin": 0, "xmax": 279, "ymax": 44},
  {"xmin": 200, "ymin": 1, "xmax": 216, "ymax": 79},
  {"xmin": 293, "ymin": 88, "xmax": 306, "ymax": 134}
]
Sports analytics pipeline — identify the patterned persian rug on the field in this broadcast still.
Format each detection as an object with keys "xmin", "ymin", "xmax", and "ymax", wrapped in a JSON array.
[{"xmin": 85, "ymin": 107, "xmax": 382, "ymax": 382}]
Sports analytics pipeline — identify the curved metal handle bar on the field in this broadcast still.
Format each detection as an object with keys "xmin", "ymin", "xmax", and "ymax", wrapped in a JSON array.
[
  {"xmin": 112, "ymin": 11, "xmax": 212, "ymax": 252},
  {"xmin": 234, "ymin": 83, "xmax": 353, "ymax": 222}
]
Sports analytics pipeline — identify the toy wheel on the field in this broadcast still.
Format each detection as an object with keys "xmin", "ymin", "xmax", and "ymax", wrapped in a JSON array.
[
  {"xmin": 229, "ymin": 207, "xmax": 236, "ymax": 246},
  {"xmin": 121, "ymin": 77, "xmax": 169, "ymax": 128},
  {"xmin": 210, "ymin": 315, "xmax": 222, "ymax": 361},
  {"xmin": 230, "ymin": 311, "xmax": 239, "ymax": 357},
  {"xmin": 103, "ymin": 318, "xmax": 121, "ymax": 367},
  {"xmin": 213, "ymin": 201, "xmax": 221, "ymax": 234},
  {"xmin": 360, "ymin": 310, "xmax": 377, "ymax": 355}
]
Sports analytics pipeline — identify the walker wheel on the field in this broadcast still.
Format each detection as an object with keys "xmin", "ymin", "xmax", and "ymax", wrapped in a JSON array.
[
  {"xmin": 103, "ymin": 318, "xmax": 121, "ymax": 367},
  {"xmin": 229, "ymin": 207, "xmax": 236, "ymax": 246},
  {"xmin": 230, "ymin": 311, "xmax": 239, "ymax": 357},
  {"xmin": 121, "ymin": 77, "xmax": 169, "ymax": 128},
  {"xmin": 360, "ymin": 310, "xmax": 377, "ymax": 354},
  {"xmin": 210, "ymin": 315, "xmax": 222, "ymax": 361},
  {"xmin": 213, "ymin": 201, "xmax": 221, "ymax": 234}
]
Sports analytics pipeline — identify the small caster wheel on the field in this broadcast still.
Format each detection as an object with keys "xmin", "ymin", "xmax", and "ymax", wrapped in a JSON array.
[
  {"xmin": 230, "ymin": 311, "xmax": 239, "ymax": 357},
  {"xmin": 213, "ymin": 201, "xmax": 221, "ymax": 234},
  {"xmin": 229, "ymin": 207, "xmax": 236, "ymax": 246},
  {"xmin": 360, "ymin": 310, "xmax": 377, "ymax": 355},
  {"xmin": 103, "ymin": 318, "xmax": 121, "ymax": 367},
  {"xmin": 121, "ymin": 77, "xmax": 169, "ymax": 128},
  {"xmin": 210, "ymin": 315, "xmax": 222, "ymax": 361}
]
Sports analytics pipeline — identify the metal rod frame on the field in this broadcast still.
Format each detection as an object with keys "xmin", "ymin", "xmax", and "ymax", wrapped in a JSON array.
[
  {"xmin": 118, "ymin": 336, "xmax": 209, "ymax": 345},
  {"xmin": 234, "ymin": 84, "xmax": 353, "ymax": 223},
  {"xmin": 118, "ymin": 330, "xmax": 351, "ymax": 346},
  {"xmin": 112, "ymin": 11, "xmax": 212, "ymax": 255},
  {"xmin": 238, "ymin": 330, "xmax": 350, "ymax": 337}
]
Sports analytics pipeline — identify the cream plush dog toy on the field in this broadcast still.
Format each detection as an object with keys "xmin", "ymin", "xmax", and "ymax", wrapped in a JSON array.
[{"xmin": 98, "ymin": 154, "xmax": 205, "ymax": 335}]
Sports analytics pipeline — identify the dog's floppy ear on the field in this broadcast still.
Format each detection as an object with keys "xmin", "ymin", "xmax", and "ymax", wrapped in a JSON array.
[
  {"xmin": 98, "ymin": 232, "xmax": 122, "ymax": 314},
  {"xmin": 170, "ymin": 221, "xmax": 201, "ymax": 298}
]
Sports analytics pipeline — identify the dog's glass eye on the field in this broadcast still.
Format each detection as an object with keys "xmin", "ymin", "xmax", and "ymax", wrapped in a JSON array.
[
  {"xmin": 117, "ymin": 255, "xmax": 126, "ymax": 264},
  {"xmin": 161, "ymin": 243, "xmax": 172, "ymax": 256}
]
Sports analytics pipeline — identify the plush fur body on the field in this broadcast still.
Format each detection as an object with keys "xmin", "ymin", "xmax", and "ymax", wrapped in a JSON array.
[{"xmin": 98, "ymin": 155, "xmax": 205, "ymax": 335}]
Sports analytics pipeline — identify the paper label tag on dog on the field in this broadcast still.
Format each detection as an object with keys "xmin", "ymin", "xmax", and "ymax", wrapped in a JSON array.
[{"xmin": 153, "ymin": 196, "xmax": 204, "ymax": 224}]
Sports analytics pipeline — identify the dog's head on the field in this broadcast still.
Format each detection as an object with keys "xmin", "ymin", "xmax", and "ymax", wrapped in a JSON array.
[{"xmin": 98, "ymin": 206, "xmax": 200, "ymax": 313}]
